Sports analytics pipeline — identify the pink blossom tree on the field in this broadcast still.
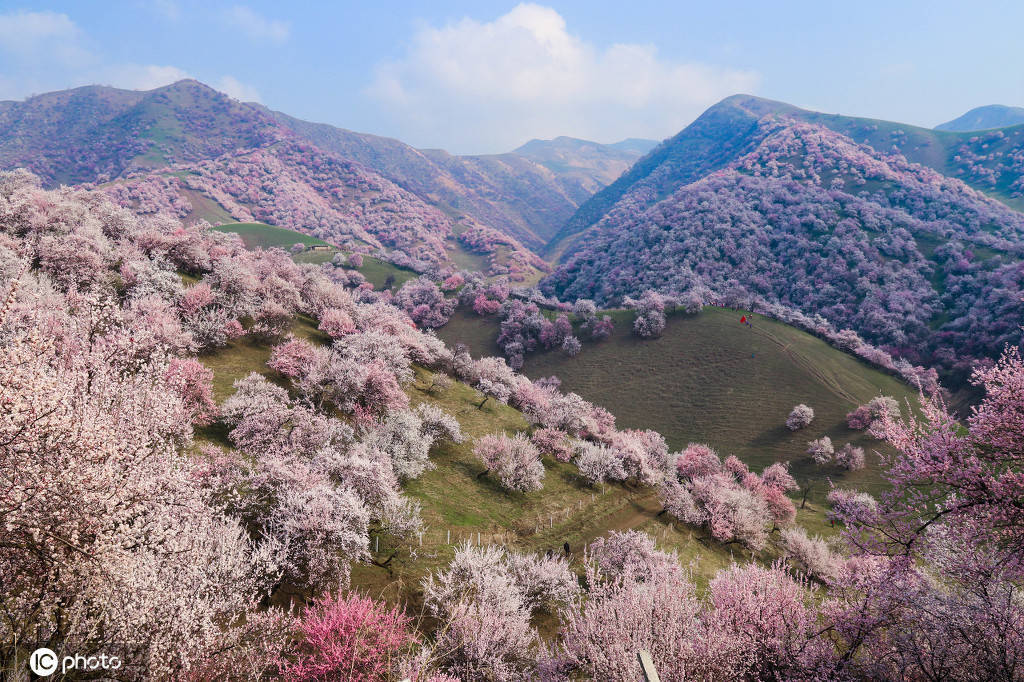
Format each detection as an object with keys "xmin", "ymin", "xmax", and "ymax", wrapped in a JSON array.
[
  {"xmin": 473, "ymin": 432, "xmax": 545, "ymax": 492},
  {"xmin": 393, "ymin": 277, "xmax": 456, "ymax": 329},
  {"xmin": 807, "ymin": 436, "xmax": 835, "ymax": 464},
  {"xmin": 786, "ymin": 404, "xmax": 815, "ymax": 430},
  {"xmin": 835, "ymin": 443, "xmax": 866, "ymax": 470},
  {"xmin": 530, "ymin": 428, "xmax": 574, "ymax": 463},
  {"xmin": 629, "ymin": 290, "xmax": 667, "ymax": 338},
  {"xmin": 281, "ymin": 592, "xmax": 416, "ymax": 682},
  {"xmin": 318, "ymin": 307, "xmax": 357, "ymax": 338},
  {"xmin": 165, "ymin": 357, "xmax": 218, "ymax": 425}
]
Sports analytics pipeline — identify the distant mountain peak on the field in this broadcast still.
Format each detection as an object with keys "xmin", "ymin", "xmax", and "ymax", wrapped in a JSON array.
[
  {"xmin": 512, "ymin": 135, "xmax": 653, "ymax": 155},
  {"xmin": 936, "ymin": 104, "xmax": 1024, "ymax": 132}
]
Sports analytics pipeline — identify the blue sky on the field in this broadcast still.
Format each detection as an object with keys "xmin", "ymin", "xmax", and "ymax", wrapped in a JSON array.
[{"xmin": 1, "ymin": 1, "xmax": 1022, "ymax": 153}]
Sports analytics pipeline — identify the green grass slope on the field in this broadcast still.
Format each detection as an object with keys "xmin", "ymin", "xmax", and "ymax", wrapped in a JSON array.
[
  {"xmin": 210, "ymin": 221, "xmax": 419, "ymax": 289},
  {"xmin": 188, "ymin": 279, "xmax": 844, "ymax": 612},
  {"xmin": 212, "ymin": 222, "xmax": 332, "ymax": 249},
  {"xmin": 196, "ymin": 318, "xmax": 829, "ymax": 607},
  {"xmin": 438, "ymin": 305, "xmax": 920, "ymax": 503}
]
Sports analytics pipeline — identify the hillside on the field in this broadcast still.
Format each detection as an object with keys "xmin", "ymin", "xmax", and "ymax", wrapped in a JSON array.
[
  {"xmin": 936, "ymin": 104, "xmax": 1024, "ymax": 131},
  {"xmin": 437, "ymin": 305, "xmax": 918, "ymax": 502},
  {"xmin": 544, "ymin": 96, "xmax": 769, "ymax": 255},
  {"xmin": 512, "ymin": 135, "xmax": 657, "ymax": 192},
  {"xmin": 98, "ymin": 138, "xmax": 550, "ymax": 280},
  {"xmin": 269, "ymin": 108, "xmax": 648, "ymax": 248},
  {"xmin": 202, "ymin": 332, "xmax": 772, "ymax": 603},
  {"xmin": 0, "ymin": 80, "xmax": 283, "ymax": 186},
  {"xmin": 219, "ymin": 218, "xmax": 918, "ymax": 501},
  {"xmin": 550, "ymin": 94, "xmax": 1024, "ymax": 255},
  {"xmin": 0, "ymin": 80, "xmax": 648, "ymax": 259},
  {"xmin": 542, "ymin": 111, "xmax": 1024, "ymax": 381},
  {"xmin": 163, "ymin": 221, "xmax": 834, "ymax": 605}
]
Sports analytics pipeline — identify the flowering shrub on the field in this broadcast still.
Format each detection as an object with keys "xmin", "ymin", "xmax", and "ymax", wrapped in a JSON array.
[
  {"xmin": 281, "ymin": 592, "xmax": 416, "ymax": 682},
  {"xmin": 786, "ymin": 404, "xmax": 815, "ymax": 430},
  {"xmin": 473, "ymin": 432, "xmax": 545, "ymax": 492}
]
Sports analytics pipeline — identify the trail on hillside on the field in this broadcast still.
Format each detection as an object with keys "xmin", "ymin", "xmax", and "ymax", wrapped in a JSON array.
[{"xmin": 751, "ymin": 324, "xmax": 860, "ymax": 405}]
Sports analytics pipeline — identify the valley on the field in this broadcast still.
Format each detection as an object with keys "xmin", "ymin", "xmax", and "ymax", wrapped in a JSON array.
[{"xmin": 3, "ymin": 64, "xmax": 1023, "ymax": 680}]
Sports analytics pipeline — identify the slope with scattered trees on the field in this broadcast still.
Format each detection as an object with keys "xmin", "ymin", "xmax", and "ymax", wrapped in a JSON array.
[{"xmin": 543, "ymin": 114, "xmax": 1024, "ymax": 384}]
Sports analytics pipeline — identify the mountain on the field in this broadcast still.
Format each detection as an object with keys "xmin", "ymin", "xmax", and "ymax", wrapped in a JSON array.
[
  {"xmin": 936, "ymin": 104, "xmax": 1024, "ymax": 132},
  {"xmin": 0, "ymin": 79, "xmax": 282, "ymax": 186},
  {"xmin": 512, "ymin": 135, "xmax": 657, "ymax": 191},
  {"xmin": 544, "ymin": 96, "xmax": 771, "ymax": 255},
  {"xmin": 548, "ymin": 94, "xmax": 1024, "ymax": 256},
  {"xmin": 607, "ymin": 138, "xmax": 660, "ymax": 155},
  {"xmin": 541, "ymin": 103, "xmax": 1024, "ymax": 381},
  {"xmin": 0, "ymin": 80, "xmax": 650, "ymax": 267},
  {"xmin": 267, "ymin": 110, "xmax": 649, "ymax": 248}
]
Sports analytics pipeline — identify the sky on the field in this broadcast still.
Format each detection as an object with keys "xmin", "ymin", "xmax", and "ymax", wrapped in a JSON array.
[{"xmin": 0, "ymin": 1, "xmax": 1022, "ymax": 154}]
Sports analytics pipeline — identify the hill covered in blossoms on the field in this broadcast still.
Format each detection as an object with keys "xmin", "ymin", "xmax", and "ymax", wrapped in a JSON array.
[
  {"xmin": 3, "ymin": 169, "xmax": 1023, "ymax": 680},
  {"xmin": 551, "ymin": 94, "xmax": 1024, "ymax": 254},
  {"xmin": 96, "ymin": 138, "xmax": 553, "ymax": 280},
  {"xmin": 266, "ymin": 109, "xmax": 651, "ymax": 249},
  {"xmin": 0, "ymin": 79, "xmax": 648, "ymax": 263},
  {"xmin": 543, "ymin": 108, "xmax": 1024, "ymax": 383}
]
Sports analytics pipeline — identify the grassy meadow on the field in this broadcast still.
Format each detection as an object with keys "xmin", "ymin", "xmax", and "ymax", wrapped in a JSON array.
[
  {"xmin": 185, "ymin": 221, "xmax": 921, "ymax": 610},
  {"xmin": 212, "ymin": 221, "xmax": 333, "ymax": 249},
  {"xmin": 210, "ymin": 221, "xmax": 420, "ymax": 290},
  {"xmin": 438, "ymin": 305, "xmax": 921, "ymax": 503}
]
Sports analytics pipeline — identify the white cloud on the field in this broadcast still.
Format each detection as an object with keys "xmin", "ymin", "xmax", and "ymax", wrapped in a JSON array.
[
  {"xmin": 0, "ymin": 10, "xmax": 90, "ymax": 65},
  {"xmin": 101, "ymin": 64, "xmax": 190, "ymax": 91},
  {"xmin": 216, "ymin": 75, "xmax": 261, "ymax": 102},
  {"xmin": 368, "ymin": 3, "xmax": 760, "ymax": 152},
  {"xmin": 0, "ymin": 9, "xmax": 254, "ymax": 103},
  {"xmin": 224, "ymin": 5, "xmax": 290, "ymax": 44}
]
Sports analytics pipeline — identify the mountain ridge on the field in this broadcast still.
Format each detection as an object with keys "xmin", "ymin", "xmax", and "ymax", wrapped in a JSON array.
[
  {"xmin": 0, "ymin": 79, "xmax": 649, "ymax": 257},
  {"xmin": 541, "ymin": 109, "xmax": 1024, "ymax": 383},
  {"xmin": 266, "ymin": 108, "xmax": 649, "ymax": 247},
  {"xmin": 936, "ymin": 104, "xmax": 1024, "ymax": 132},
  {"xmin": 548, "ymin": 94, "xmax": 1024, "ymax": 254}
]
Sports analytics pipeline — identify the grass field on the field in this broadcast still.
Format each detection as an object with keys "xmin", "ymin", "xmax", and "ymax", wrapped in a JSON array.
[
  {"xmin": 181, "ymin": 187, "xmax": 236, "ymax": 225},
  {"xmin": 188, "ymin": 226, "xmax": 880, "ymax": 610},
  {"xmin": 212, "ymin": 222, "xmax": 333, "ymax": 249},
  {"xmin": 195, "ymin": 319, "xmax": 829, "ymax": 608},
  {"xmin": 355, "ymin": 255, "xmax": 418, "ymax": 291},
  {"xmin": 210, "ymin": 221, "xmax": 421, "ymax": 290},
  {"xmin": 446, "ymin": 238, "xmax": 490, "ymax": 273},
  {"xmin": 437, "ymin": 305, "xmax": 921, "ymax": 503}
]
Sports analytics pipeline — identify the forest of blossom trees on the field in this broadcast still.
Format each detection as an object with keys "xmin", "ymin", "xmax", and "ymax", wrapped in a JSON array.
[
  {"xmin": 2, "ymin": 169, "xmax": 1023, "ymax": 680},
  {"xmin": 95, "ymin": 140, "xmax": 546, "ymax": 281},
  {"xmin": 0, "ymin": 80, "xmax": 286, "ymax": 187},
  {"xmin": 948, "ymin": 127, "xmax": 1024, "ymax": 198},
  {"xmin": 543, "ymin": 118, "xmax": 1024, "ymax": 383}
]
